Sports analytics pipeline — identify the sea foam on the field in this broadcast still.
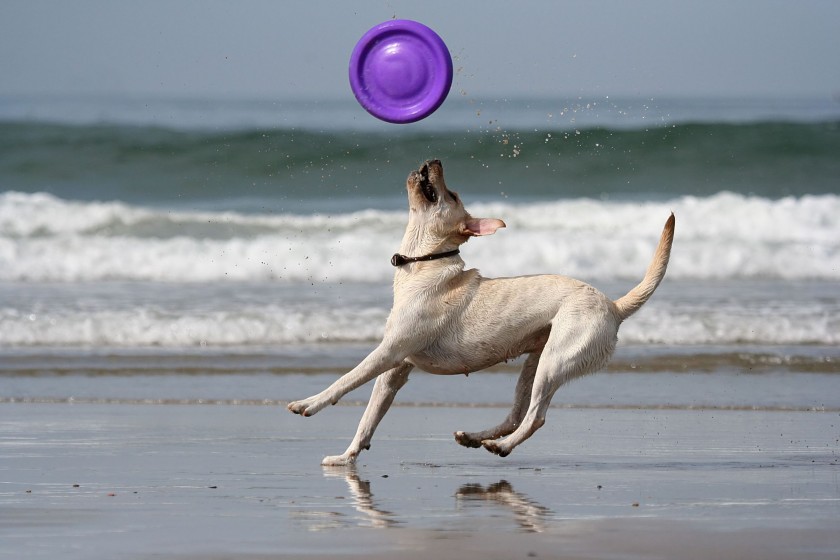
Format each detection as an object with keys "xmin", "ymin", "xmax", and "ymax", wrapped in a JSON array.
[
  {"xmin": 3, "ymin": 285, "xmax": 837, "ymax": 347},
  {"xmin": 1, "ymin": 191, "xmax": 837, "ymax": 282}
]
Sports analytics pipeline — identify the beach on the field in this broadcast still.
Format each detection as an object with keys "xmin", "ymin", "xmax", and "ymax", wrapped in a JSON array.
[
  {"xmin": 3, "ymin": 343, "xmax": 840, "ymax": 559},
  {"xmin": 3, "ymin": 0, "xmax": 840, "ymax": 555},
  {"xmin": 2, "ymin": 94, "xmax": 839, "ymax": 558},
  {"xmin": 2, "ymin": 369, "xmax": 839, "ymax": 559}
]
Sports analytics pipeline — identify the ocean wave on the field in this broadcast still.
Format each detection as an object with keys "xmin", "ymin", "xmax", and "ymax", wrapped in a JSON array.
[
  {"xmin": 3, "ymin": 95, "xmax": 839, "ymax": 132},
  {"xmin": 622, "ymin": 300, "xmax": 840, "ymax": 346},
  {"xmin": 0, "ymin": 305, "xmax": 389, "ymax": 347},
  {"xmin": 1, "ymin": 191, "xmax": 838, "ymax": 282},
  {"xmin": 2, "ymin": 119, "xmax": 839, "ymax": 206},
  {"xmin": 2, "ymin": 295, "xmax": 837, "ymax": 348}
]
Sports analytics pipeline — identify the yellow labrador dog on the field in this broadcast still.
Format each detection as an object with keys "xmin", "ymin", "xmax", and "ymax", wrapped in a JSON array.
[{"xmin": 289, "ymin": 160, "xmax": 675, "ymax": 465}]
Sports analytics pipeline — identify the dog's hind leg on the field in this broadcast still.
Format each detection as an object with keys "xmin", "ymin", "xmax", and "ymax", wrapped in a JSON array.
[
  {"xmin": 481, "ymin": 373, "xmax": 554, "ymax": 458},
  {"xmin": 481, "ymin": 317, "xmax": 616, "ymax": 458},
  {"xmin": 454, "ymin": 352, "xmax": 540, "ymax": 448},
  {"xmin": 321, "ymin": 362, "xmax": 413, "ymax": 466}
]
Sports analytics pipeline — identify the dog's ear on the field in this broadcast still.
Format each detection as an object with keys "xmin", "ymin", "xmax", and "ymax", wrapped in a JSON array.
[{"xmin": 463, "ymin": 218, "xmax": 506, "ymax": 237}]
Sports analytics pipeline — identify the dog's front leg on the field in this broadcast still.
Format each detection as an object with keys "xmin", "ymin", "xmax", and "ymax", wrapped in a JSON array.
[
  {"xmin": 287, "ymin": 342, "xmax": 406, "ymax": 417},
  {"xmin": 321, "ymin": 361, "xmax": 413, "ymax": 466}
]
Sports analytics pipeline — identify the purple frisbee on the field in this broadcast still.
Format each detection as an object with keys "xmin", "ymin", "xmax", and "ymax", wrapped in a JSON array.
[{"xmin": 349, "ymin": 20, "xmax": 453, "ymax": 124}]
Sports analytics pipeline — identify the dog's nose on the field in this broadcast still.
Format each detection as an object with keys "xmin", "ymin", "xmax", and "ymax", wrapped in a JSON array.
[{"xmin": 421, "ymin": 159, "xmax": 441, "ymax": 178}]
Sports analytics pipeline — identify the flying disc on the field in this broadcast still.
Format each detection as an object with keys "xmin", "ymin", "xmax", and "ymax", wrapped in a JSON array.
[{"xmin": 349, "ymin": 20, "xmax": 453, "ymax": 124}]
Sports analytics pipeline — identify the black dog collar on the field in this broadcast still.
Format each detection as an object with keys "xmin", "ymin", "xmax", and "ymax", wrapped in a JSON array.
[{"xmin": 391, "ymin": 249, "xmax": 460, "ymax": 267}]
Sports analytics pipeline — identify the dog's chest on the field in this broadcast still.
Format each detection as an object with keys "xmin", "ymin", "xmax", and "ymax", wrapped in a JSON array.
[{"xmin": 406, "ymin": 348, "xmax": 477, "ymax": 375}]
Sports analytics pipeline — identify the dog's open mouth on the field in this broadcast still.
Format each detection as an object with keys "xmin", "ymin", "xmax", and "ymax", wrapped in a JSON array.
[{"xmin": 419, "ymin": 163, "xmax": 438, "ymax": 203}]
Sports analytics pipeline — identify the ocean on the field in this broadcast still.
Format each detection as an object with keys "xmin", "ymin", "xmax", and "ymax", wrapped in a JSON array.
[{"xmin": 1, "ymin": 94, "xmax": 838, "ymax": 396}]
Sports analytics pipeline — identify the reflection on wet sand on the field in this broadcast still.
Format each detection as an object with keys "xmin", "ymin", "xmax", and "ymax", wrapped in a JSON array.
[
  {"xmin": 311, "ymin": 467, "xmax": 551, "ymax": 534},
  {"xmin": 456, "ymin": 480, "xmax": 552, "ymax": 533},
  {"xmin": 322, "ymin": 466, "xmax": 399, "ymax": 528}
]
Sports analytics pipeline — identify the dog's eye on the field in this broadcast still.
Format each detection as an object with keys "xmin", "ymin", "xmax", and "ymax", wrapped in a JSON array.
[{"xmin": 421, "ymin": 181, "xmax": 438, "ymax": 203}]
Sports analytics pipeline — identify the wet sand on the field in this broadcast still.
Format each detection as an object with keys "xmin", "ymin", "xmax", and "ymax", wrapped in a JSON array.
[{"xmin": 2, "ymin": 398, "xmax": 838, "ymax": 559}]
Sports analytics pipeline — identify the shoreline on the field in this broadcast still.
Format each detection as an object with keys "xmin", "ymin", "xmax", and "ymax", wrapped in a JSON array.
[
  {"xmin": 2, "ymin": 397, "xmax": 839, "ymax": 413},
  {"xmin": 2, "ymin": 400, "xmax": 838, "ymax": 559},
  {"xmin": 3, "ymin": 362, "xmax": 840, "ymax": 412},
  {"xmin": 3, "ymin": 341, "xmax": 838, "ymax": 374}
]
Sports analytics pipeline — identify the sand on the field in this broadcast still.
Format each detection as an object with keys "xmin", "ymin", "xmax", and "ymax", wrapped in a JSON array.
[{"xmin": 1, "ymin": 398, "xmax": 838, "ymax": 559}]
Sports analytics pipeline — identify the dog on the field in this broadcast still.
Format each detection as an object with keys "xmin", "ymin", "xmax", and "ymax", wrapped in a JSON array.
[{"xmin": 288, "ymin": 159, "xmax": 675, "ymax": 466}]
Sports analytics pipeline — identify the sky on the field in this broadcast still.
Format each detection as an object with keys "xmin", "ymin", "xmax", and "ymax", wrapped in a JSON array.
[{"xmin": 1, "ymin": 0, "xmax": 839, "ymax": 100}]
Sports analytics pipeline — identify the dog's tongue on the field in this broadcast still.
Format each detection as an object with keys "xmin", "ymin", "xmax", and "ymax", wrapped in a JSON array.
[{"xmin": 466, "ymin": 218, "xmax": 506, "ymax": 236}]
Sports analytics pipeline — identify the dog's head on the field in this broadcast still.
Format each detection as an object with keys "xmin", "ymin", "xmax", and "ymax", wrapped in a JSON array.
[{"xmin": 404, "ymin": 160, "xmax": 505, "ymax": 251}]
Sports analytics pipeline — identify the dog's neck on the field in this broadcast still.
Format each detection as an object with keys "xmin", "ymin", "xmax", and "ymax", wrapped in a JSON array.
[
  {"xmin": 392, "ymin": 220, "xmax": 465, "ymax": 283},
  {"xmin": 391, "ymin": 248, "xmax": 460, "ymax": 267},
  {"xmin": 397, "ymin": 217, "xmax": 462, "ymax": 255}
]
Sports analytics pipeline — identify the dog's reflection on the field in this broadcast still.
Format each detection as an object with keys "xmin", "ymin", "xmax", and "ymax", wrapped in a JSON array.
[
  {"xmin": 456, "ymin": 480, "xmax": 551, "ymax": 533},
  {"xmin": 322, "ymin": 466, "xmax": 398, "ymax": 528},
  {"xmin": 320, "ymin": 467, "xmax": 551, "ymax": 533}
]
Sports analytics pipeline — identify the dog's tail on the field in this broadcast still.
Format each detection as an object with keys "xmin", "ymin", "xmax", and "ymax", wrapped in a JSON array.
[{"xmin": 613, "ymin": 213, "xmax": 675, "ymax": 322}]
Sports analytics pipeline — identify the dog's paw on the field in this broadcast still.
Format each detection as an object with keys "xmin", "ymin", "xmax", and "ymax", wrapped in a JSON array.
[
  {"xmin": 321, "ymin": 452, "xmax": 357, "ymax": 467},
  {"xmin": 286, "ymin": 395, "xmax": 327, "ymax": 417},
  {"xmin": 481, "ymin": 439, "xmax": 511, "ymax": 457},
  {"xmin": 454, "ymin": 431, "xmax": 483, "ymax": 448}
]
